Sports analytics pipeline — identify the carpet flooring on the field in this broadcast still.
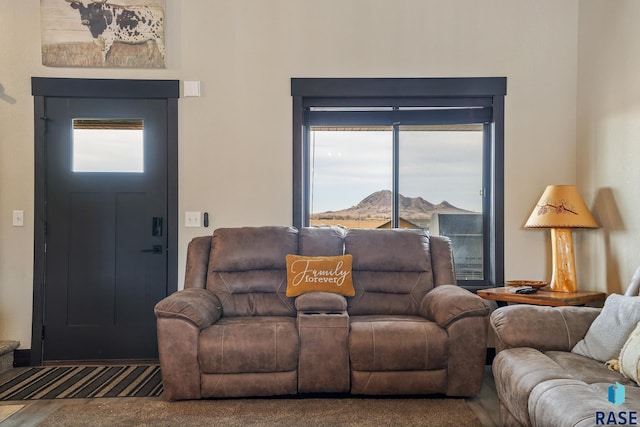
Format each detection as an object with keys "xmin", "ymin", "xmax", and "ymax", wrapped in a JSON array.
[
  {"xmin": 38, "ymin": 397, "xmax": 482, "ymax": 427},
  {"xmin": 0, "ymin": 366, "xmax": 162, "ymax": 400}
]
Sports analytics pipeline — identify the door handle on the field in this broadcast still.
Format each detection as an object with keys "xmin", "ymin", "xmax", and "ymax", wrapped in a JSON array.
[{"xmin": 141, "ymin": 244, "xmax": 163, "ymax": 254}]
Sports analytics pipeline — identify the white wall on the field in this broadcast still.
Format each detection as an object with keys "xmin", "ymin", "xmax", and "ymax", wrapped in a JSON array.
[
  {"xmin": 0, "ymin": 0, "xmax": 580, "ymax": 348},
  {"xmin": 577, "ymin": 0, "xmax": 640, "ymax": 294}
]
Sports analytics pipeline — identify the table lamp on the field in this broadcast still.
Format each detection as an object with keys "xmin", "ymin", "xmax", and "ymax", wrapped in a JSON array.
[{"xmin": 524, "ymin": 185, "xmax": 598, "ymax": 292}]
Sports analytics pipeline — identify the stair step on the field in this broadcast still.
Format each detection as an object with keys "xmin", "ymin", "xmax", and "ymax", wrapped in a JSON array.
[{"xmin": 0, "ymin": 341, "xmax": 20, "ymax": 374}]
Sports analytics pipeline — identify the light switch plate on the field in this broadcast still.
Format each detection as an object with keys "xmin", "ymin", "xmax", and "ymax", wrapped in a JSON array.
[{"xmin": 185, "ymin": 211, "xmax": 201, "ymax": 227}]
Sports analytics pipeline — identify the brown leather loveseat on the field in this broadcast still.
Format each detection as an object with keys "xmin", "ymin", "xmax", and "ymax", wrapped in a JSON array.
[{"xmin": 154, "ymin": 226, "xmax": 490, "ymax": 400}]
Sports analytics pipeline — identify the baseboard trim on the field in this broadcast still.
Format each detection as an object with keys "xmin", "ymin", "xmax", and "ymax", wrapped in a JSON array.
[{"xmin": 14, "ymin": 349, "xmax": 32, "ymax": 367}]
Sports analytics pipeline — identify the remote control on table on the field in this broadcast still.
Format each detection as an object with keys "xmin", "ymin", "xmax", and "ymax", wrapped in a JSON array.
[{"xmin": 508, "ymin": 286, "xmax": 538, "ymax": 294}]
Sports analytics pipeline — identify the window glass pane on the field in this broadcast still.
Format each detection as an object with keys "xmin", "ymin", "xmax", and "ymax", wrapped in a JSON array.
[
  {"xmin": 309, "ymin": 129, "xmax": 392, "ymax": 228},
  {"xmin": 399, "ymin": 126, "xmax": 484, "ymax": 280},
  {"xmin": 72, "ymin": 119, "xmax": 144, "ymax": 173}
]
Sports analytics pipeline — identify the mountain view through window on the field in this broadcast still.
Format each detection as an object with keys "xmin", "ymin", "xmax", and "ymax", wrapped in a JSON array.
[
  {"xmin": 309, "ymin": 127, "xmax": 484, "ymax": 280},
  {"xmin": 309, "ymin": 127, "xmax": 482, "ymax": 229}
]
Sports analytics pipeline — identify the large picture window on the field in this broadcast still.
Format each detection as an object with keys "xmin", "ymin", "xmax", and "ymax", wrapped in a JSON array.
[{"xmin": 292, "ymin": 78, "xmax": 506, "ymax": 289}]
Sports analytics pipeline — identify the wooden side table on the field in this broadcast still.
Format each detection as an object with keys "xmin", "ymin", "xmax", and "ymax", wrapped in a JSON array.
[{"xmin": 477, "ymin": 287, "xmax": 606, "ymax": 307}]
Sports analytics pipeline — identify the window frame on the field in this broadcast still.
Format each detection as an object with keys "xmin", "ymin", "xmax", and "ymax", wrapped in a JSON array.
[{"xmin": 291, "ymin": 77, "xmax": 506, "ymax": 289}]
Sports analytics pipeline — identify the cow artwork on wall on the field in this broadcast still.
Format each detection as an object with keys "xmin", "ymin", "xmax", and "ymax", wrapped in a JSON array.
[{"xmin": 41, "ymin": 0, "xmax": 166, "ymax": 68}]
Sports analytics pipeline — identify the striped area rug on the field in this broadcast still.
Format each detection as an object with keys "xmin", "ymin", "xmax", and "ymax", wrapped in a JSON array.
[{"xmin": 0, "ymin": 365, "xmax": 163, "ymax": 400}]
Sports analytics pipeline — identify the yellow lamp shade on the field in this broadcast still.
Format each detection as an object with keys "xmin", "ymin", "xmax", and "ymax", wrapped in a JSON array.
[{"xmin": 525, "ymin": 185, "xmax": 598, "ymax": 229}]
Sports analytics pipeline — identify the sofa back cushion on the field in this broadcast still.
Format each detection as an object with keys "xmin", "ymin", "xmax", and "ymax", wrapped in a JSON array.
[
  {"xmin": 345, "ymin": 229, "xmax": 434, "ymax": 316},
  {"xmin": 206, "ymin": 226, "xmax": 299, "ymax": 317},
  {"xmin": 299, "ymin": 227, "xmax": 345, "ymax": 256}
]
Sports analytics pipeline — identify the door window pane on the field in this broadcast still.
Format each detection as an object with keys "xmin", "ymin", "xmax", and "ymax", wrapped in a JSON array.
[
  {"xmin": 309, "ymin": 129, "xmax": 392, "ymax": 228},
  {"xmin": 72, "ymin": 119, "xmax": 144, "ymax": 173}
]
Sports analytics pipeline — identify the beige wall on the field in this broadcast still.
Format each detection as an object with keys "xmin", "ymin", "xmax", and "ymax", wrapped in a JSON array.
[
  {"xmin": 577, "ymin": 0, "xmax": 640, "ymax": 295},
  {"xmin": 0, "ymin": 0, "xmax": 581, "ymax": 348}
]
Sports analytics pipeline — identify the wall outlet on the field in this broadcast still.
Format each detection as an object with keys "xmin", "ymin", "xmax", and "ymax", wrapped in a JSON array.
[
  {"xmin": 12, "ymin": 210, "xmax": 24, "ymax": 227},
  {"xmin": 185, "ymin": 211, "xmax": 201, "ymax": 227}
]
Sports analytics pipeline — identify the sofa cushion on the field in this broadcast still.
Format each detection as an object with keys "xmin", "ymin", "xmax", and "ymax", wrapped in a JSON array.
[
  {"xmin": 208, "ymin": 270, "xmax": 294, "ymax": 316},
  {"xmin": 209, "ymin": 226, "xmax": 298, "ymax": 272},
  {"xmin": 494, "ymin": 348, "xmax": 639, "ymax": 427},
  {"xmin": 285, "ymin": 254, "xmax": 355, "ymax": 297},
  {"xmin": 590, "ymin": 381, "xmax": 640, "ymax": 411},
  {"xmin": 345, "ymin": 229, "xmax": 430, "ymax": 272},
  {"xmin": 572, "ymin": 294, "xmax": 640, "ymax": 362},
  {"xmin": 350, "ymin": 370, "xmax": 448, "ymax": 396},
  {"xmin": 528, "ymin": 379, "xmax": 621, "ymax": 427},
  {"xmin": 528, "ymin": 380, "xmax": 640, "ymax": 427},
  {"xmin": 620, "ymin": 321, "xmax": 640, "ymax": 385},
  {"xmin": 299, "ymin": 226, "xmax": 345, "ymax": 256},
  {"xmin": 198, "ymin": 316, "xmax": 298, "ymax": 374},
  {"xmin": 295, "ymin": 291, "xmax": 348, "ymax": 312},
  {"xmin": 206, "ymin": 227, "xmax": 299, "ymax": 316},
  {"xmin": 347, "ymin": 270, "xmax": 433, "ymax": 316},
  {"xmin": 201, "ymin": 372, "xmax": 298, "ymax": 398},
  {"xmin": 545, "ymin": 351, "xmax": 635, "ymax": 386},
  {"xmin": 349, "ymin": 315, "xmax": 447, "ymax": 371},
  {"xmin": 492, "ymin": 348, "xmax": 575, "ymax": 426},
  {"xmin": 345, "ymin": 229, "xmax": 434, "ymax": 316}
]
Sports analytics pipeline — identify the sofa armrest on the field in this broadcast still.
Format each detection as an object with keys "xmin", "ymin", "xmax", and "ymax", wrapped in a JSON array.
[
  {"xmin": 420, "ymin": 285, "xmax": 490, "ymax": 397},
  {"xmin": 295, "ymin": 291, "xmax": 348, "ymax": 314},
  {"xmin": 155, "ymin": 287, "xmax": 221, "ymax": 401},
  {"xmin": 154, "ymin": 288, "xmax": 222, "ymax": 329},
  {"xmin": 490, "ymin": 305, "xmax": 601, "ymax": 353},
  {"xmin": 420, "ymin": 284, "xmax": 490, "ymax": 328}
]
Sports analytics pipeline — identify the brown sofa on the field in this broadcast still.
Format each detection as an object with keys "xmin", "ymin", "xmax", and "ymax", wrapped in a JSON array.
[
  {"xmin": 154, "ymin": 226, "xmax": 490, "ymax": 400},
  {"xmin": 491, "ymin": 304, "xmax": 640, "ymax": 427}
]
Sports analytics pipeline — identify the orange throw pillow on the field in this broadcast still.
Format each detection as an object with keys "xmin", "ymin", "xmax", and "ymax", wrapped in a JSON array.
[{"xmin": 285, "ymin": 254, "xmax": 355, "ymax": 297}]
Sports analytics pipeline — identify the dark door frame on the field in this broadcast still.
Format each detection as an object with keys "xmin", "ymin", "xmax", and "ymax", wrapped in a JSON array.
[{"xmin": 31, "ymin": 77, "xmax": 179, "ymax": 366}]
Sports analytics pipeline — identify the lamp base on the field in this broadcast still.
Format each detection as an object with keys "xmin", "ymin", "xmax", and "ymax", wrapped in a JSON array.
[{"xmin": 549, "ymin": 227, "xmax": 577, "ymax": 293}]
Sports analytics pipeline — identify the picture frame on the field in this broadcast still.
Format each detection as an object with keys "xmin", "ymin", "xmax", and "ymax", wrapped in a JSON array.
[{"xmin": 40, "ymin": 0, "xmax": 166, "ymax": 68}]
